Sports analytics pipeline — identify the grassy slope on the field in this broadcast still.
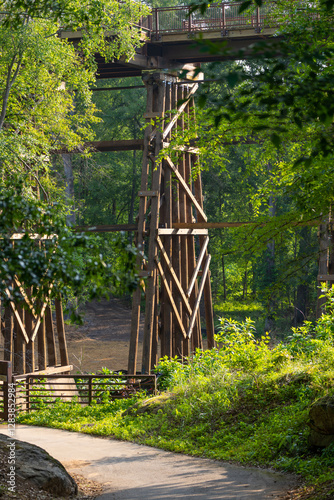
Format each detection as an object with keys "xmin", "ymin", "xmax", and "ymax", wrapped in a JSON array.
[{"xmin": 16, "ymin": 316, "xmax": 334, "ymax": 499}]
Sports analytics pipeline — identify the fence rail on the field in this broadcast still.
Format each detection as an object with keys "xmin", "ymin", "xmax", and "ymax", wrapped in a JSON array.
[
  {"xmin": 11, "ymin": 373, "xmax": 157, "ymax": 413},
  {"xmin": 137, "ymin": 1, "xmax": 313, "ymax": 39}
]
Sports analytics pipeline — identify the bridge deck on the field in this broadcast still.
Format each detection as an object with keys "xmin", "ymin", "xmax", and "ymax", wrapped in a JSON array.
[{"xmin": 61, "ymin": 0, "xmax": 289, "ymax": 78}]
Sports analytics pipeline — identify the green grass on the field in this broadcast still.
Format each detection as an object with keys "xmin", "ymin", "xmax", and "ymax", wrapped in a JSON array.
[{"xmin": 16, "ymin": 308, "xmax": 334, "ymax": 499}]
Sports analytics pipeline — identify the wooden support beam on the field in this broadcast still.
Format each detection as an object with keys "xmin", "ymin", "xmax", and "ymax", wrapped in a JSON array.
[
  {"xmin": 156, "ymin": 236, "xmax": 192, "ymax": 315},
  {"xmin": 55, "ymin": 299, "xmax": 69, "ymax": 366},
  {"xmin": 76, "ymin": 224, "xmax": 137, "ymax": 233},
  {"xmin": 162, "ymin": 83, "xmax": 198, "ymax": 139},
  {"xmin": 87, "ymin": 139, "xmax": 144, "ymax": 152},
  {"xmin": 155, "ymin": 259, "xmax": 187, "ymax": 339},
  {"xmin": 165, "ymin": 156, "xmax": 207, "ymax": 222},
  {"xmin": 187, "ymin": 255, "xmax": 211, "ymax": 340},
  {"xmin": 158, "ymin": 228, "xmax": 208, "ymax": 235},
  {"xmin": 187, "ymin": 236, "xmax": 209, "ymax": 298},
  {"xmin": 45, "ymin": 305, "xmax": 57, "ymax": 367}
]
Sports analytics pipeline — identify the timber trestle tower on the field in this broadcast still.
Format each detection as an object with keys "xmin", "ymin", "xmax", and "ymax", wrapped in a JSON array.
[{"xmin": 128, "ymin": 72, "xmax": 215, "ymax": 374}]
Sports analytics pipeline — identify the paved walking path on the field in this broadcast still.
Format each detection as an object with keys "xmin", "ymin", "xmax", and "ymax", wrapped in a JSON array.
[{"xmin": 1, "ymin": 425, "xmax": 297, "ymax": 499}]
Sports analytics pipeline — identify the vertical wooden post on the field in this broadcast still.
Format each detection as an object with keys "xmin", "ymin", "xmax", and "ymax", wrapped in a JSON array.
[
  {"xmin": 4, "ymin": 307, "xmax": 13, "ymax": 363},
  {"xmin": 37, "ymin": 316, "xmax": 47, "ymax": 370},
  {"xmin": 194, "ymin": 160, "xmax": 215, "ymax": 348},
  {"xmin": 45, "ymin": 305, "xmax": 57, "ymax": 367},
  {"xmin": 14, "ymin": 306, "xmax": 25, "ymax": 374},
  {"xmin": 142, "ymin": 75, "xmax": 166, "ymax": 374},
  {"xmin": 128, "ymin": 78, "xmax": 154, "ymax": 375},
  {"xmin": 55, "ymin": 298, "xmax": 69, "ymax": 366}
]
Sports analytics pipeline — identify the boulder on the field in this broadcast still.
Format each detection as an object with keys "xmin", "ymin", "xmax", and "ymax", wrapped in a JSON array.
[
  {"xmin": 0, "ymin": 434, "xmax": 77, "ymax": 496},
  {"xmin": 308, "ymin": 395, "xmax": 334, "ymax": 447}
]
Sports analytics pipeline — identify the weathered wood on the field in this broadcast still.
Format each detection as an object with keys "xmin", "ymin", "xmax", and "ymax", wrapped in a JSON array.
[
  {"xmin": 37, "ymin": 315, "xmax": 47, "ymax": 371},
  {"xmin": 158, "ymin": 228, "xmax": 208, "ymax": 235},
  {"xmin": 156, "ymin": 236, "xmax": 192, "ymax": 315},
  {"xmin": 317, "ymin": 274, "xmax": 334, "ymax": 281},
  {"xmin": 142, "ymin": 76, "xmax": 165, "ymax": 374},
  {"xmin": 128, "ymin": 77, "xmax": 154, "ymax": 375},
  {"xmin": 194, "ymin": 165, "xmax": 215, "ymax": 349},
  {"xmin": 155, "ymin": 259, "xmax": 187, "ymax": 339},
  {"xmin": 45, "ymin": 305, "xmax": 57, "ymax": 367},
  {"xmin": 4, "ymin": 307, "xmax": 13, "ymax": 364},
  {"xmin": 55, "ymin": 299, "xmax": 69, "ymax": 366},
  {"xmin": 14, "ymin": 306, "xmax": 25, "ymax": 374},
  {"xmin": 187, "ymin": 236, "xmax": 209, "ymax": 298},
  {"xmin": 76, "ymin": 224, "xmax": 137, "ymax": 233},
  {"xmin": 165, "ymin": 156, "xmax": 207, "ymax": 222},
  {"xmin": 25, "ymin": 307, "xmax": 35, "ymax": 373},
  {"xmin": 187, "ymin": 255, "xmax": 211, "ymax": 339},
  {"xmin": 88, "ymin": 139, "xmax": 144, "ymax": 152},
  {"xmin": 162, "ymin": 83, "xmax": 198, "ymax": 139},
  {"xmin": 138, "ymin": 190, "xmax": 159, "ymax": 197}
]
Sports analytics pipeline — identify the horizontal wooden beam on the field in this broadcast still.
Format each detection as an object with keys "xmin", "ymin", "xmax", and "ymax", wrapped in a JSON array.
[
  {"xmin": 75, "ymin": 224, "xmax": 137, "ymax": 232},
  {"xmin": 173, "ymin": 219, "xmax": 323, "ymax": 229},
  {"xmin": 88, "ymin": 139, "xmax": 144, "ymax": 152},
  {"xmin": 317, "ymin": 275, "xmax": 334, "ymax": 281},
  {"xmin": 158, "ymin": 228, "xmax": 208, "ymax": 236}
]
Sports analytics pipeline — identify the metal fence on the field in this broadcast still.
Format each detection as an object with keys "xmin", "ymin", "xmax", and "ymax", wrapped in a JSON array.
[
  {"xmin": 7, "ymin": 373, "xmax": 156, "ymax": 414},
  {"xmin": 137, "ymin": 1, "xmax": 313, "ymax": 39}
]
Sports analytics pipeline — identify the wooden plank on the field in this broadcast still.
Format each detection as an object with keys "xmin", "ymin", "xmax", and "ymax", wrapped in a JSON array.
[
  {"xmin": 138, "ymin": 190, "xmax": 159, "ymax": 197},
  {"xmin": 142, "ymin": 77, "xmax": 165, "ymax": 374},
  {"xmin": 30, "ymin": 294, "xmax": 52, "ymax": 343},
  {"xmin": 7, "ymin": 298, "xmax": 29, "ymax": 344},
  {"xmin": 3, "ymin": 307, "xmax": 13, "ymax": 364},
  {"xmin": 75, "ymin": 224, "xmax": 137, "ymax": 233},
  {"xmin": 187, "ymin": 236, "xmax": 209, "ymax": 298},
  {"xmin": 187, "ymin": 255, "xmax": 211, "ymax": 340},
  {"xmin": 14, "ymin": 306, "xmax": 25, "ymax": 374},
  {"xmin": 13, "ymin": 364, "xmax": 73, "ymax": 380},
  {"xmin": 143, "ymin": 112, "xmax": 164, "ymax": 119},
  {"xmin": 158, "ymin": 228, "xmax": 208, "ymax": 235},
  {"xmin": 162, "ymin": 83, "xmax": 198, "ymax": 139},
  {"xmin": 129, "ymin": 77, "xmax": 154, "ymax": 375},
  {"xmin": 87, "ymin": 139, "xmax": 144, "ymax": 152},
  {"xmin": 55, "ymin": 299, "xmax": 69, "ymax": 366},
  {"xmin": 162, "ymin": 142, "xmax": 200, "ymax": 154},
  {"xmin": 155, "ymin": 259, "xmax": 187, "ymax": 339},
  {"xmin": 25, "ymin": 307, "xmax": 35, "ymax": 373},
  {"xmin": 37, "ymin": 313, "xmax": 47, "ymax": 371},
  {"xmin": 165, "ymin": 156, "xmax": 207, "ymax": 221},
  {"xmin": 157, "ymin": 236, "xmax": 192, "ymax": 315},
  {"xmin": 45, "ymin": 305, "xmax": 57, "ymax": 367},
  {"xmin": 317, "ymin": 274, "xmax": 334, "ymax": 280}
]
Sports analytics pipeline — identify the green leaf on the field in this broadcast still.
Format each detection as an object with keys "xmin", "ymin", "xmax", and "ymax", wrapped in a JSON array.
[
  {"xmin": 270, "ymin": 133, "xmax": 281, "ymax": 148},
  {"xmin": 238, "ymin": 1, "xmax": 252, "ymax": 15}
]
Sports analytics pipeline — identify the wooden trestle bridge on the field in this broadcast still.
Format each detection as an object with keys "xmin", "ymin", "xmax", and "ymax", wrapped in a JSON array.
[{"xmin": 1, "ymin": 1, "xmax": 329, "ymax": 383}]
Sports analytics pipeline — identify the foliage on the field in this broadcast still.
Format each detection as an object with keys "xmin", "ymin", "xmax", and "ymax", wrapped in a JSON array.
[
  {"xmin": 0, "ymin": 180, "xmax": 139, "ymax": 316},
  {"xmin": 18, "ymin": 289, "xmax": 334, "ymax": 493}
]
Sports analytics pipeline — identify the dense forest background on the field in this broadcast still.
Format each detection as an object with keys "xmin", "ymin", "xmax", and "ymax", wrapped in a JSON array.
[{"xmin": 60, "ymin": 64, "xmax": 319, "ymax": 337}]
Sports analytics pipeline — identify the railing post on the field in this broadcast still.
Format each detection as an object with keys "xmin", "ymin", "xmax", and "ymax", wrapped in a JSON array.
[
  {"xmin": 222, "ymin": 3, "xmax": 226, "ymax": 34},
  {"xmin": 26, "ymin": 377, "xmax": 30, "ymax": 414},
  {"xmin": 256, "ymin": 6, "xmax": 260, "ymax": 32},
  {"xmin": 3, "ymin": 361, "xmax": 12, "ymax": 421},
  {"xmin": 154, "ymin": 8, "xmax": 159, "ymax": 40},
  {"xmin": 88, "ymin": 377, "xmax": 92, "ymax": 405},
  {"xmin": 188, "ymin": 5, "xmax": 192, "ymax": 35}
]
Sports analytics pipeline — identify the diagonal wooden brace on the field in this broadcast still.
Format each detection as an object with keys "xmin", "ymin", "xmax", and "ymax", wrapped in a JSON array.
[
  {"xmin": 187, "ymin": 254, "xmax": 211, "ymax": 340},
  {"xmin": 165, "ymin": 156, "xmax": 207, "ymax": 222},
  {"xmin": 155, "ymin": 258, "xmax": 187, "ymax": 339},
  {"xmin": 156, "ymin": 236, "xmax": 192, "ymax": 316}
]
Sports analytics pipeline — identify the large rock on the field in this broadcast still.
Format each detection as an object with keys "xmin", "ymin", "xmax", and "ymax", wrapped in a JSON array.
[
  {"xmin": 308, "ymin": 395, "xmax": 334, "ymax": 447},
  {"xmin": 0, "ymin": 434, "xmax": 77, "ymax": 496}
]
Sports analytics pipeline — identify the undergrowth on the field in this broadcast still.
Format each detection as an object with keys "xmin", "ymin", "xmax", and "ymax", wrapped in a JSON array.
[{"xmin": 16, "ymin": 287, "xmax": 334, "ymax": 496}]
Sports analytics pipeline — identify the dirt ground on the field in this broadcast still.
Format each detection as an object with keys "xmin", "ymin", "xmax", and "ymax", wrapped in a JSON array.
[{"xmin": 65, "ymin": 297, "xmax": 145, "ymax": 374}]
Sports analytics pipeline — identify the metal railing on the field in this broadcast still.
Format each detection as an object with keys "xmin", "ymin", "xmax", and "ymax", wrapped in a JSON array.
[
  {"xmin": 11, "ymin": 373, "xmax": 157, "ymax": 413},
  {"xmin": 137, "ymin": 1, "xmax": 311, "ymax": 39}
]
